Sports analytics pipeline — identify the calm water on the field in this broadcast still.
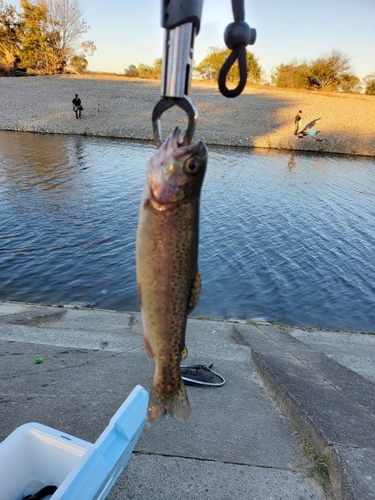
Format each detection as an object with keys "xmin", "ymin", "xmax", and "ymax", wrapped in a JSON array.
[{"xmin": 1, "ymin": 131, "xmax": 375, "ymax": 332}]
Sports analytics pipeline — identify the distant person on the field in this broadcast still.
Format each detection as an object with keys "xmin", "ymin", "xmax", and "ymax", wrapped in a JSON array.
[
  {"xmin": 72, "ymin": 94, "xmax": 83, "ymax": 119},
  {"xmin": 294, "ymin": 110, "xmax": 302, "ymax": 135}
]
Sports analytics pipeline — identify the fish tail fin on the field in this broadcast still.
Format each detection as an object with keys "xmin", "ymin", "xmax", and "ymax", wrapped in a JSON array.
[{"xmin": 147, "ymin": 381, "xmax": 191, "ymax": 425}]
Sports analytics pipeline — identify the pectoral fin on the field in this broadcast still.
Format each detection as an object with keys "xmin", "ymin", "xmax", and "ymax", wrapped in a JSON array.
[
  {"xmin": 187, "ymin": 269, "xmax": 201, "ymax": 315},
  {"xmin": 181, "ymin": 345, "xmax": 188, "ymax": 360}
]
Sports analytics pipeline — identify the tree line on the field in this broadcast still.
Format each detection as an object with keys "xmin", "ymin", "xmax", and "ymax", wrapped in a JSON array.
[
  {"xmin": 271, "ymin": 49, "xmax": 375, "ymax": 94},
  {"xmin": 124, "ymin": 47, "xmax": 262, "ymax": 85},
  {"xmin": 0, "ymin": 0, "xmax": 95, "ymax": 75},
  {"xmin": 2, "ymin": 5, "xmax": 374, "ymax": 96},
  {"xmin": 124, "ymin": 46, "xmax": 375, "ymax": 95}
]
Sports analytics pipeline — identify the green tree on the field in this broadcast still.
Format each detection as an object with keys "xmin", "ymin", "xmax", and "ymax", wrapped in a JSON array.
[
  {"xmin": 363, "ymin": 72, "xmax": 375, "ymax": 95},
  {"xmin": 271, "ymin": 50, "xmax": 359, "ymax": 93},
  {"xmin": 0, "ymin": 1, "xmax": 21, "ymax": 74},
  {"xmin": 124, "ymin": 63, "xmax": 138, "ymax": 77},
  {"xmin": 19, "ymin": 0, "xmax": 68, "ymax": 73},
  {"xmin": 69, "ymin": 53, "xmax": 86, "ymax": 73},
  {"xmin": 195, "ymin": 46, "xmax": 261, "ymax": 83},
  {"xmin": 153, "ymin": 57, "xmax": 162, "ymax": 78},
  {"xmin": 1, "ymin": 0, "xmax": 93, "ymax": 75},
  {"xmin": 308, "ymin": 50, "xmax": 352, "ymax": 91},
  {"xmin": 338, "ymin": 73, "xmax": 361, "ymax": 93},
  {"xmin": 271, "ymin": 61, "xmax": 310, "ymax": 89},
  {"xmin": 366, "ymin": 81, "xmax": 375, "ymax": 95},
  {"xmin": 19, "ymin": 0, "xmax": 50, "ymax": 72},
  {"xmin": 123, "ymin": 58, "xmax": 162, "ymax": 79},
  {"xmin": 136, "ymin": 63, "xmax": 154, "ymax": 78}
]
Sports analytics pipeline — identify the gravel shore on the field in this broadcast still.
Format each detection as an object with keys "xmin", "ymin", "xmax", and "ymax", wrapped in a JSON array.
[{"xmin": 1, "ymin": 74, "xmax": 374, "ymax": 156}]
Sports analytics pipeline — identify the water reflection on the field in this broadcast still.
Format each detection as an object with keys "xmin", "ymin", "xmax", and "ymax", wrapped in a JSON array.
[
  {"xmin": 2, "ymin": 131, "xmax": 69, "ymax": 170},
  {"xmin": 1, "ymin": 131, "xmax": 375, "ymax": 333},
  {"xmin": 1, "ymin": 132, "xmax": 80, "ymax": 200},
  {"xmin": 70, "ymin": 136, "xmax": 88, "ymax": 170},
  {"xmin": 287, "ymin": 152, "xmax": 296, "ymax": 171}
]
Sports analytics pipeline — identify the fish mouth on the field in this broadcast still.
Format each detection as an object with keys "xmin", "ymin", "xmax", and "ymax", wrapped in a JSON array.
[
  {"xmin": 150, "ymin": 187, "xmax": 174, "ymax": 206},
  {"xmin": 168, "ymin": 127, "xmax": 201, "ymax": 158}
]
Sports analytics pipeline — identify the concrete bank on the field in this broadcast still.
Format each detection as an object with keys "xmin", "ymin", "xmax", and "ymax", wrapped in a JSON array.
[
  {"xmin": 1, "ymin": 301, "xmax": 374, "ymax": 499},
  {"xmin": 1, "ymin": 75, "xmax": 374, "ymax": 157}
]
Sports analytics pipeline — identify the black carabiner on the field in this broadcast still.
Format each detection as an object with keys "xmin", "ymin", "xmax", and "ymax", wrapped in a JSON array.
[
  {"xmin": 218, "ymin": 44, "xmax": 249, "ymax": 98},
  {"xmin": 218, "ymin": 0, "xmax": 256, "ymax": 98}
]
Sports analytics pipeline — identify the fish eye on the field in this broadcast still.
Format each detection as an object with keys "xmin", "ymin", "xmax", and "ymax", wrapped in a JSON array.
[{"xmin": 184, "ymin": 157, "xmax": 201, "ymax": 175}]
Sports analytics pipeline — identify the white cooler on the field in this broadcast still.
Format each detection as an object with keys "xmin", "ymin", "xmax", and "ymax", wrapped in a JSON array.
[{"xmin": 0, "ymin": 385, "xmax": 148, "ymax": 500}]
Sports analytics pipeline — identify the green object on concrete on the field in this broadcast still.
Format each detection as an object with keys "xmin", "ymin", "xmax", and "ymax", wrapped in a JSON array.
[{"xmin": 35, "ymin": 357, "xmax": 43, "ymax": 364}]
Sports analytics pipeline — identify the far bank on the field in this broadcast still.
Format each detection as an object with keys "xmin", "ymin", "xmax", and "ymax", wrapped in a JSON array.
[{"xmin": 1, "ymin": 74, "xmax": 374, "ymax": 157}]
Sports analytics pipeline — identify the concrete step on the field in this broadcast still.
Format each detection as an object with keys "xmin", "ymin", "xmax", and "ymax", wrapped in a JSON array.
[
  {"xmin": 235, "ymin": 323, "xmax": 375, "ymax": 500},
  {"xmin": 0, "ymin": 302, "xmax": 327, "ymax": 499}
]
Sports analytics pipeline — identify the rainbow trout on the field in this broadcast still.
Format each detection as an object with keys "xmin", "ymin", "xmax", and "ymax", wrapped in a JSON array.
[{"xmin": 136, "ymin": 127, "xmax": 207, "ymax": 425}]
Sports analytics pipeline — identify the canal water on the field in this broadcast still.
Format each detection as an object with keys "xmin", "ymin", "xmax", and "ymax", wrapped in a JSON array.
[{"xmin": 1, "ymin": 131, "xmax": 374, "ymax": 332}]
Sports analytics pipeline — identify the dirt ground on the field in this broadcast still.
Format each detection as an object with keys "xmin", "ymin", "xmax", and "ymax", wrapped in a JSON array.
[{"xmin": 1, "ymin": 74, "xmax": 374, "ymax": 156}]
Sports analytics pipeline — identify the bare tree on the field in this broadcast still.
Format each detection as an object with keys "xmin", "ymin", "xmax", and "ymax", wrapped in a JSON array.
[
  {"xmin": 47, "ymin": 0, "xmax": 87, "ymax": 61},
  {"xmin": 80, "ymin": 39, "xmax": 95, "ymax": 56}
]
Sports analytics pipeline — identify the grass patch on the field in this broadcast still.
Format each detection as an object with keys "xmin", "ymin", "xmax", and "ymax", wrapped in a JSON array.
[
  {"xmin": 302, "ymin": 442, "xmax": 329, "ymax": 480},
  {"xmin": 294, "ymin": 432, "xmax": 330, "ymax": 486}
]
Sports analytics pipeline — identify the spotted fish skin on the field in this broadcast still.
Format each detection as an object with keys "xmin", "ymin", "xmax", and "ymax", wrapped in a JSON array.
[{"xmin": 136, "ymin": 127, "xmax": 207, "ymax": 425}]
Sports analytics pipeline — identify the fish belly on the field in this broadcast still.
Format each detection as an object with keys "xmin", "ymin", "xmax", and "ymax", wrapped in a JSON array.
[{"xmin": 136, "ymin": 198, "xmax": 199, "ymax": 424}]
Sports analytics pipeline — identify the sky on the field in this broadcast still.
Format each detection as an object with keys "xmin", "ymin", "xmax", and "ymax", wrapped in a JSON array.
[{"xmin": 10, "ymin": 0, "xmax": 375, "ymax": 80}]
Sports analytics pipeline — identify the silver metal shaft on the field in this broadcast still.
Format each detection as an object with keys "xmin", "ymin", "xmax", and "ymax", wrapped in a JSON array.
[{"xmin": 161, "ymin": 23, "xmax": 195, "ymax": 98}]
